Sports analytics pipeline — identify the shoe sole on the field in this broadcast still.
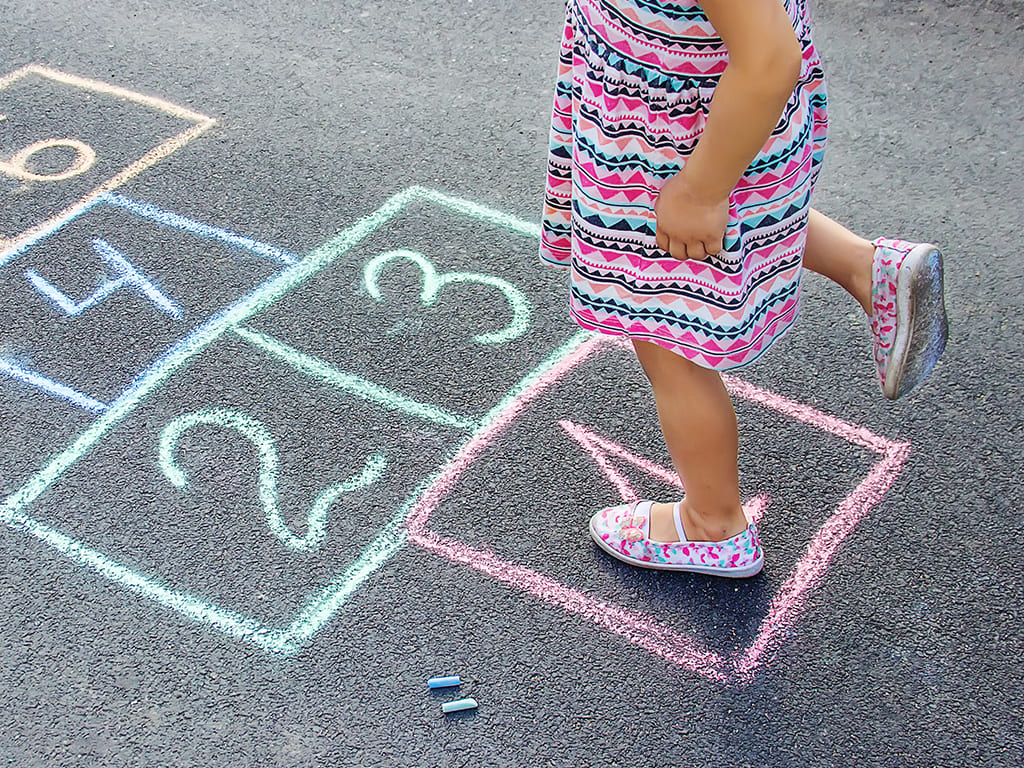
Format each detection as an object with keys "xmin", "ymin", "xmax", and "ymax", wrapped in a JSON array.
[
  {"xmin": 883, "ymin": 243, "xmax": 949, "ymax": 400},
  {"xmin": 588, "ymin": 517, "xmax": 764, "ymax": 578}
]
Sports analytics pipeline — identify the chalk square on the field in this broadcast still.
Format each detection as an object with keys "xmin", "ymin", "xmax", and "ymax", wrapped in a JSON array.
[
  {"xmin": 17, "ymin": 327, "xmax": 469, "ymax": 631},
  {"xmin": 0, "ymin": 193, "xmax": 299, "ymax": 411},
  {"xmin": 0, "ymin": 65, "xmax": 215, "ymax": 259},
  {"xmin": 241, "ymin": 189, "xmax": 567, "ymax": 428},
  {"xmin": 406, "ymin": 336, "xmax": 910, "ymax": 684}
]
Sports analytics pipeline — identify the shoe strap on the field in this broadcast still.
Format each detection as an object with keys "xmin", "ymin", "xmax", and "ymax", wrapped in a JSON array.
[
  {"xmin": 632, "ymin": 500, "xmax": 655, "ymax": 538},
  {"xmin": 671, "ymin": 502, "xmax": 689, "ymax": 543}
]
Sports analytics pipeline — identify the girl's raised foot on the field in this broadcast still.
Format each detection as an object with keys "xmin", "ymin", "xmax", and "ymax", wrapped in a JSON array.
[{"xmin": 870, "ymin": 238, "xmax": 949, "ymax": 400}]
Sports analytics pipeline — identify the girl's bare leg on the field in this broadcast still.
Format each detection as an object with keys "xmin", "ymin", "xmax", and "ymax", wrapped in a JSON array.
[
  {"xmin": 630, "ymin": 210, "xmax": 876, "ymax": 543},
  {"xmin": 803, "ymin": 208, "xmax": 875, "ymax": 314},
  {"xmin": 632, "ymin": 339, "xmax": 748, "ymax": 543}
]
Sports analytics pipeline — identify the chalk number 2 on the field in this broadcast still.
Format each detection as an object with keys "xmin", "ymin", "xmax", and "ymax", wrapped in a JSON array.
[
  {"xmin": 363, "ymin": 249, "xmax": 531, "ymax": 345},
  {"xmin": 159, "ymin": 409, "xmax": 386, "ymax": 554}
]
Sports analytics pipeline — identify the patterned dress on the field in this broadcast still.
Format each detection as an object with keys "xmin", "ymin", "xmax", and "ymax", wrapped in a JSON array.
[{"xmin": 540, "ymin": 0, "xmax": 829, "ymax": 370}]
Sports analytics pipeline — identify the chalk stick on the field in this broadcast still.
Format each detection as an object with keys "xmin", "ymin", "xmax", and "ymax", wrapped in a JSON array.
[
  {"xmin": 442, "ymin": 698, "xmax": 478, "ymax": 714},
  {"xmin": 428, "ymin": 675, "xmax": 461, "ymax": 689}
]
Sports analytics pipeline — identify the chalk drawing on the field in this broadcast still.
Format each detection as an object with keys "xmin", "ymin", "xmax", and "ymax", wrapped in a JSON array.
[
  {"xmin": 103, "ymin": 194, "xmax": 299, "ymax": 267},
  {"xmin": 557, "ymin": 419, "xmax": 768, "ymax": 524},
  {"xmin": 0, "ymin": 357, "xmax": 108, "ymax": 412},
  {"xmin": 0, "ymin": 183, "xmax": 909, "ymax": 680},
  {"xmin": 0, "ymin": 138, "xmax": 97, "ymax": 182},
  {"xmin": 159, "ymin": 409, "xmax": 387, "ymax": 553},
  {"xmin": 0, "ymin": 64, "xmax": 216, "ymax": 257},
  {"xmin": 404, "ymin": 335, "xmax": 911, "ymax": 684},
  {"xmin": 0, "ymin": 186, "xmax": 548, "ymax": 655},
  {"xmin": 231, "ymin": 325, "xmax": 479, "ymax": 431},
  {"xmin": 0, "ymin": 193, "xmax": 299, "ymax": 409},
  {"xmin": 25, "ymin": 237, "xmax": 182, "ymax": 318},
  {"xmin": 1, "ymin": 191, "xmax": 300, "ymax": 270},
  {"xmin": 364, "ymin": 249, "xmax": 531, "ymax": 345}
]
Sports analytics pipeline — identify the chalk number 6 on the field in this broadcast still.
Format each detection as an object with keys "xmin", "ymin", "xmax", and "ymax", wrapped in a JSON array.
[
  {"xmin": 0, "ymin": 138, "xmax": 97, "ymax": 182},
  {"xmin": 363, "ymin": 249, "xmax": 531, "ymax": 345}
]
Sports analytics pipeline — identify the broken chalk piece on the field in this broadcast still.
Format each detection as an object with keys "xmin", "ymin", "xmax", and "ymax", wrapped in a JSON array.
[
  {"xmin": 442, "ymin": 698, "xmax": 478, "ymax": 714},
  {"xmin": 428, "ymin": 676, "xmax": 461, "ymax": 689}
]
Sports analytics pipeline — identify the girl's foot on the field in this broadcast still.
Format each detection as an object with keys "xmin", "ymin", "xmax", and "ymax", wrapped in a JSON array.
[
  {"xmin": 648, "ymin": 500, "xmax": 747, "ymax": 543},
  {"xmin": 589, "ymin": 500, "xmax": 764, "ymax": 577},
  {"xmin": 870, "ymin": 238, "xmax": 949, "ymax": 400}
]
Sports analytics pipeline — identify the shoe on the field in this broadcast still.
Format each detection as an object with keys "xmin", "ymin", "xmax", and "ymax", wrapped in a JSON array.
[
  {"xmin": 870, "ymin": 238, "xmax": 949, "ymax": 400},
  {"xmin": 588, "ymin": 501, "xmax": 764, "ymax": 578}
]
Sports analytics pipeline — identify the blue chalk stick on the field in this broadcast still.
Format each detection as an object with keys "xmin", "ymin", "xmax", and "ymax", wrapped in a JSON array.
[
  {"xmin": 428, "ymin": 676, "xmax": 461, "ymax": 689},
  {"xmin": 442, "ymin": 698, "xmax": 478, "ymax": 714}
]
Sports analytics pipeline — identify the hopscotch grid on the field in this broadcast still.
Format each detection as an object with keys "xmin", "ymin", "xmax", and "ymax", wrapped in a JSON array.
[
  {"xmin": 0, "ymin": 181, "xmax": 912, "ymax": 675},
  {"xmin": 0, "ymin": 180, "xmax": 913, "ymax": 676},
  {"xmin": 0, "ymin": 186, "xmax": 549, "ymax": 654}
]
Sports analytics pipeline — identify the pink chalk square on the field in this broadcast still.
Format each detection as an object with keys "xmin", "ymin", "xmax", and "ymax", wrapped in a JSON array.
[{"xmin": 405, "ymin": 336, "xmax": 909, "ymax": 684}]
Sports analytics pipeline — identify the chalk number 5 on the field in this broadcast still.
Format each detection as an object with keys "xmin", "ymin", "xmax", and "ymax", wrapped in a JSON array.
[{"xmin": 363, "ymin": 249, "xmax": 531, "ymax": 345}]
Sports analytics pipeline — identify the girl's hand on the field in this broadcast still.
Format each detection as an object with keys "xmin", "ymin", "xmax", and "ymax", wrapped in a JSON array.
[
  {"xmin": 653, "ymin": 172, "xmax": 729, "ymax": 261},
  {"xmin": 650, "ymin": 0, "xmax": 802, "ymax": 262}
]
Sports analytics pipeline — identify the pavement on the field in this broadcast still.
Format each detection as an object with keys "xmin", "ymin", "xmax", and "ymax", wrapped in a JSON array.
[{"xmin": 1, "ymin": 1, "xmax": 1022, "ymax": 766}]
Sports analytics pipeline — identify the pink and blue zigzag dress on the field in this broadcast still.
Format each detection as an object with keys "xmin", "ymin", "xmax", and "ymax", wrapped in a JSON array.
[{"xmin": 540, "ymin": 0, "xmax": 829, "ymax": 370}]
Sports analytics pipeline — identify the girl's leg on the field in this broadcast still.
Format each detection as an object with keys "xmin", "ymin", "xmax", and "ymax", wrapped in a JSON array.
[
  {"xmin": 631, "ymin": 339, "xmax": 748, "ymax": 543},
  {"xmin": 803, "ymin": 208, "xmax": 874, "ymax": 314},
  {"xmin": 804, "ymin": 208, "xmax": 948, "ymax": 399}
]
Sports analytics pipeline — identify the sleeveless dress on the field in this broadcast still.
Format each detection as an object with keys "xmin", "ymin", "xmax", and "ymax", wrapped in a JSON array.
[{"xmin": 540, "ymin": 0, "xmax": 829, "ymax": 370}]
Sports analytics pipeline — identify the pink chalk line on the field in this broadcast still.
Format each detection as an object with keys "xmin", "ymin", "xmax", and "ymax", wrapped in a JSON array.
[
  {"xmin": 556, "ymin": 418, "xmax": 768, "ymax": 524},
  {"xmin": 405, "ymin": 335, "xmax": 910, "ymax": 683}
]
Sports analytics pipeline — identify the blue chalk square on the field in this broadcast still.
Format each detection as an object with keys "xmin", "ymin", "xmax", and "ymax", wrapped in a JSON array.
[{"xmin": 0, "ymin": 193, "xmax": 298, "ymax": 409}]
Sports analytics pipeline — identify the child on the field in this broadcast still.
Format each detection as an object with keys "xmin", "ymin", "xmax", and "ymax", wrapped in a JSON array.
[{"xmin": 540, "ymin": 0, "xmax": 948, "ymax": 577}]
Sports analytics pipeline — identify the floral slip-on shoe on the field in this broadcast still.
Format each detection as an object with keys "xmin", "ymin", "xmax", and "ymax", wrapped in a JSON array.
[
  {"xmin": 589, "ymin": 500, "xmax": 764, "ymax": 578},
  {"xmin": 870, "ymin": 238, "xmax": 949, "ymax": 400}
]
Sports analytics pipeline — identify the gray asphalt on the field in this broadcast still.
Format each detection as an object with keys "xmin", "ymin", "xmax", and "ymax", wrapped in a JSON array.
[{"xmin": 1, "ymin": 1, "xmax": 1022, "ymax": 766}]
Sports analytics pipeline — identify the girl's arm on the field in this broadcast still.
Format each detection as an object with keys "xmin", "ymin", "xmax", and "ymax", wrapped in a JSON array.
[{"xmin": 654, "ymin": 0, "xmax": 803, "ymax": 261}]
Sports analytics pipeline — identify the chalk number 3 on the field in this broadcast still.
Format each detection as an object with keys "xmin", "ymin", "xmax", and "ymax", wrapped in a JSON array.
[{"xmin": 363, "ymin": 249, "xmax": 531, "ymax": 345}]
